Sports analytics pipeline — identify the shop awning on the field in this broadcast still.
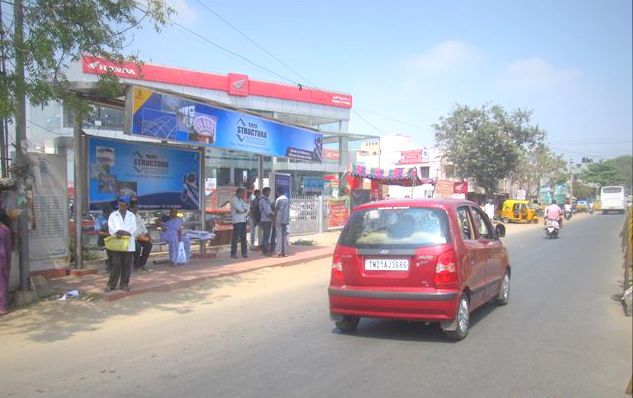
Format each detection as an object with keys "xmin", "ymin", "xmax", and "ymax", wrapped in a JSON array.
[{"xmin": 345, "ymin": 163, "xmax": 433, "ymax": 187}]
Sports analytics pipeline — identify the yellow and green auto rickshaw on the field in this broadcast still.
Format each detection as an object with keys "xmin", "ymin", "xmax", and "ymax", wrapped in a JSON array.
[{"xmin": 500, "ymin": 199, "xmax": 539, "ymax": 224}]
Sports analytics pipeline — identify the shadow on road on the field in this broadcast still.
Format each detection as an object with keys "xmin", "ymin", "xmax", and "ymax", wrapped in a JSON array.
[
  {"xmin": 0, "ymin": 272, "xmax": 259, "ymax": 344},
  {"xmin": 331, "ymin": 301, "xmax": 501, "ymax": 343}
]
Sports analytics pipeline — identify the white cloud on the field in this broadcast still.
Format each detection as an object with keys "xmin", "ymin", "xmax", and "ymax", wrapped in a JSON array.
[
  {"xmin": 406, "ymin": 41, "xmax": 484, "ymax": 73},
  {"xmin": 501, "ymin": 57, "xmax": 579, "ymax": 91},
  {"xmin": 168, "ymin": 0, "xmax": 197, "ymax": 25}
]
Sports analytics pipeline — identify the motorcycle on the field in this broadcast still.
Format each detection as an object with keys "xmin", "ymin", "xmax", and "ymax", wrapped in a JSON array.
[
  {"xmin": 564, "ymin": 209, "xmax": 572, "ymax": 220},
  {"xmin": 545, "ymin": 219, "xmax": 560, "ymax": 239}
]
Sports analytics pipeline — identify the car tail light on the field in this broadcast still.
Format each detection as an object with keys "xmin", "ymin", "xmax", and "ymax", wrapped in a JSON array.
[
  {"xmin": 330, "ymin": 252, "xmax": 344, "ymax": 286},
  {"xmin": 434, "ymin": 249, "xmax": 457, "ymax": 286}
]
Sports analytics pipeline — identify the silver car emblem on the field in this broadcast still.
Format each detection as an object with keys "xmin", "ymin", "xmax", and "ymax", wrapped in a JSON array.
[{"xmin": 379, "ymin": 249, "xmax": 390, "ymax": 255}]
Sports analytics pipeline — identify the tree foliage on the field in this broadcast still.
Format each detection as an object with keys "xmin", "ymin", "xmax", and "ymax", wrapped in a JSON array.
[
  {"xmin": 511, "ymin": 144, "xmax": 567, "ymax": 199},
  {"xmin": 433, "ymin": 103, "xmax": 545, "ymax": 196},
  {"xmin": 581, "ymin": 155, "xmax": 632, "ymax": 188},
  {"xmin": 0, "ymin": 0, "xmax": 172, "ymax": 118}
]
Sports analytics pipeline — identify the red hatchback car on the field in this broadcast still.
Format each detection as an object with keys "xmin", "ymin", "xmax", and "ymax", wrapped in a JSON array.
[{"xmin": 328, "ymin": 199, "xmax": 510, "ymax": 340}]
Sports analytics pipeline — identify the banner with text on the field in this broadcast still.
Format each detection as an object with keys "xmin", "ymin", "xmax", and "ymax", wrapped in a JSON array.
[
  {"xmin": 127, "ymin": 86, "xmax": 323, "ymax": 162},
  {"xmin": 88, "ymin": 136, "xmax": 201, "ymax": 211}
]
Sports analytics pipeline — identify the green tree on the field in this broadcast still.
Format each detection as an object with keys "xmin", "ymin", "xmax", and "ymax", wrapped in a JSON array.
[
  {"xmin": 0, "ymin": 0, "xmax": 172, "ymax": 118},
  {"xmin": 511, "ymin": 144, "xmax": 567, "ymax": 199},
  {"xmin": 581, "ymin": 161, "xmax": 623, "ymax": 187},
  {"xmin": 433, "ymin": 103, "xmax": 545, "ymax": 197},
  {"xmin": 606, "ymin": 155, "xmax": 632, "ymax": 189},
  {"xmin": 1, "ymin": 0, "xmax": 171, "ymax": 290},
  {"xmin": 572, "ymin": 180, "xmax": 596, "ymax": 199}
]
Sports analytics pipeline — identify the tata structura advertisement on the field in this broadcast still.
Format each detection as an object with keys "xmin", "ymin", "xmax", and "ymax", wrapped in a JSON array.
[
  {"xmin": 126, "ymin": 86, "xmax": 323, "ymax": 162},
  {"xmin": 88, "ymin": 136, "xmax": 202, "ymax": 211}
]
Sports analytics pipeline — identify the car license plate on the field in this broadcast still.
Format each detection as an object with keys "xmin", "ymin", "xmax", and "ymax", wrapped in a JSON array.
[{"xmin": 365, "ymin": 259, "xmax": 409, "ymax": 271}]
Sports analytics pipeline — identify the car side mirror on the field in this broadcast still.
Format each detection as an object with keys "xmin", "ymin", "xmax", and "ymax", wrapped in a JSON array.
[{"xmin": 495, "ymin": 223, "xmax": 506, "ymax": 238}]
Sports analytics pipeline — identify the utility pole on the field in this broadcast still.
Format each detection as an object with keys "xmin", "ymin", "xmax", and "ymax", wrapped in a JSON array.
[
  {"xmin": 13, "ymin": 0, "xmax": 33, "ymax": 301},
  {"xmin": 0, "ymin": 0, "xmax": 7, "ymax": 178},
  {"xmin": 569, "ymin": 158, "xmax": 574, "ymax": 202},
  {"xmin": 73, "ymin": 108, "xmax": 83, "ymax": 269}
]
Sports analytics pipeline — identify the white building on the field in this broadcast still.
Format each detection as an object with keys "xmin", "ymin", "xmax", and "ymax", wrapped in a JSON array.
[{"xmin": 354, "ymin": 134, "xmax": 447, "ymax": 199}]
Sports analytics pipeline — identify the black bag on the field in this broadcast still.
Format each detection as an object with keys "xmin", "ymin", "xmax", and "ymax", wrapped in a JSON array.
[{"xmin": 250, "ymin": 197, "xmax": 261, "ymax": 225}]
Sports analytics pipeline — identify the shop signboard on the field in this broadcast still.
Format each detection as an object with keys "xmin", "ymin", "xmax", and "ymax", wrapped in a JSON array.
[
  {"xmin": 327, "ymin": 197, "xmax": 350, "ymax": 229},
  {"xmin": 434, "ymin": 180, "xmax": 454, "ymax": 198},
  {"xmin": 398, "ymin": 149, "xmax": 424, "ymax": 165},
  {"xmin": 516, "ymin": 189, "xmax": 527, "ymax": 200},
  {"xmin": 323, "ymin": 149, "xmax": 340, "ymax": 162},
  {"xmin": 87, "ymin": 136, "xmax": 202, "ymax": 211},
  {"xmin": 127, "ymin": 86, "xmax": 323, "ymax": 162},
  {"xmin": 303, "ymin": 176, "xmax": 325, "ymax": 192},
  {"xmin": 453, "ymin": 181, "xmax": 468, "ymax": 194}
]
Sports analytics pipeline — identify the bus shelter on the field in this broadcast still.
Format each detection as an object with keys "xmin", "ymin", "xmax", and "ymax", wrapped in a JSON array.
[{"xmin": 68, "ymin": 84, "xmax": 329, "ymax": 268}]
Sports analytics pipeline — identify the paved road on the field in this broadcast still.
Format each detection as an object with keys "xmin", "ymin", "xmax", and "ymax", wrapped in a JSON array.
[{"xmin": 2, "ymin": 213, "xmax": 631, "ymax": 397}]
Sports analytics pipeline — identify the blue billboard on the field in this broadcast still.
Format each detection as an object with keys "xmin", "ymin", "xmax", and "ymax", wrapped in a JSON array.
[
  {"xmin": 87, "ymin": 136, "xmax": 201, "ymax": 211},
  {"xmin": 127, "ymin": 87, "xmax": 323, "ymax": 162}
]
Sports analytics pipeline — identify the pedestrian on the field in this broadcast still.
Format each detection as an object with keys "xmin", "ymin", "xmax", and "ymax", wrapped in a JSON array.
[
  {"xmin": 130, "ymin": 201, "xmax": 152, "ymax": 271},
  {"xmin": 105, "ymin": 196, "xmax": 137, "ymax": 292},
  {"xmin": 95, "ymin": 206, "xmax": 113, "ymax": 272},
  {"xmin": 230, "ymin": 187, "xmax": 248, "ymax": 259},
  {"xmin": 159, "ymin": 209, "xmax": 190, "ymax": 265},
  {"xmin": 258, "ymin": 187, "xmax": 274, "ymax": 255},
  {"xmin": 0, "ymin": 209, "xmax": 12, "ymax": 316},
  {"xmin": 273, "ymin": 190, "xmax": 290, "ymax": 257},
  {"xmin": 484, "ymin": 199, "xmax": 495, "ymax": 221},
  {"xmin": 270, "ymin": 192, "xmax": 278, "ymax": 254},
  {"xmin": 249, "ymin": 189, "xmax": 261, "ymax": 250}
]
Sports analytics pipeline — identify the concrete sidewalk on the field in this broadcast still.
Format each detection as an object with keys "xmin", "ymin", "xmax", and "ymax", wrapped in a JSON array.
[{"xmin": 50, "ymin": 245, "xmax": 335, "ymax": 301}]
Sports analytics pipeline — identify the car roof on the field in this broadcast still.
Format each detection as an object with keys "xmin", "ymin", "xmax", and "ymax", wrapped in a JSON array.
[{"xmin": 353, "ymin": 198, "xmax": 477, "ymax": 212}]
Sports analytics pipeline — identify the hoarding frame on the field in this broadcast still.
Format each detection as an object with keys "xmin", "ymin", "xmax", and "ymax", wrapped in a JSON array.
[{"xmin": 87, "ymin": 135, "xmax": 203, "ymax": 212}]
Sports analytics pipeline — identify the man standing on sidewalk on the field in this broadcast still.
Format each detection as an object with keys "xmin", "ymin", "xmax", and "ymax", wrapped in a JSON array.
[
  {"xmin": 273, "ymin": 190, "xmax": 290, "ymax": 257},
  {"xmin": 106, "ymin": 196, "xmax": 137, "ymax": 292},
  {"xmin": 258, "ymin": 187, "xmax": 274, "ymax": 256},
  {"xmin": 230, "ymin": 188, "xmax": 248, "ymax": 259},
  {"xmin": 249, "ymin": 189, "xmax": 262, "ymax": 250},
  {"xmin": 130, "ymin": 201, "xmax": 152, "ymax": 271}
]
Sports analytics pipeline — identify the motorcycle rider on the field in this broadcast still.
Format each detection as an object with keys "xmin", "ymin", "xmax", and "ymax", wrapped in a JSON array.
[
  {"xmin": 564, "ymin": 201, "xmax": 572, "ymax": 219},
  {"xmin": 544, "ymin": 200, "xmax": 563, "ymax": 228}
]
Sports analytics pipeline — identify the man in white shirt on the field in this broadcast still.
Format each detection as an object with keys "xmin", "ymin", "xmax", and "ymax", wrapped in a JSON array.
[
  {"xmin": 484, "ymin": 199, "xmax": 495, "ymax": 221},
  {"xmin": 273, "ymin": 190, "xmax": 290, "ymax": 257},
  {"xmin": 230, "ymin": 188, "xmax": 248, "ymax": 259},
  {"xmin": 106, "ymin": 196, "xmax": 137, "ymax": 292}
]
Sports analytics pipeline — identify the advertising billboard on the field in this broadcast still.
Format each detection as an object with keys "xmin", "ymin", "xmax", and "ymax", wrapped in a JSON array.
[
  {"xmin": 127, "ymin": 86, "xmax": 323, "ymax": 162},
  {"xmin": 87, "ymin": 136, "xmax": 202, "ymax": 211},
  {"xmin": 272, "ymin": 173, "xmax": 292, "ymax": 199}
]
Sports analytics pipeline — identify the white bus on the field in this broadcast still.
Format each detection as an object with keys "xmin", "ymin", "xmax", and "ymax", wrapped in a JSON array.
[{"xmin": 600, "ymin": 185, "xmax": 626, "ymax": 214}]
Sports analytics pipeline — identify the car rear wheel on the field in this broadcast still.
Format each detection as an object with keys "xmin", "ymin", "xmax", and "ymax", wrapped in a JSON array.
[
  {"xmin": 445, "ymin": 294, "xmax": 469, "ymax": 341},
  {"xmin": 495, "ymin": 271, "xmax": 510, "ymax": 306},
  {"xmin": 335, "ymin": 316, "xmax": 360, "ymax": 333}
]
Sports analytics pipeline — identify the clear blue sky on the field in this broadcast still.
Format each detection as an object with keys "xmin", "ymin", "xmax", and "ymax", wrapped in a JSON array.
[{"xmin": 130, "ymin": 0, "xmax": 632, "ymax": 161}]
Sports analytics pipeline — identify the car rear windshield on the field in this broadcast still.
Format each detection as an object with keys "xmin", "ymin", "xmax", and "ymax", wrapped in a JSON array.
[
  {"xmin": 339, "ymin": 207, "xmax": 451, "ymax": 248},
  {"xmin": 602, "ymin": 187, "xmax": 623, "ymax": 194}
]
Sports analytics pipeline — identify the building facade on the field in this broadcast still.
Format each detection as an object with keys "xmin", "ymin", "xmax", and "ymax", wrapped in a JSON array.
[{"xmin": 27, "ymin": 56, "xmax": 365, "ymax": 197}]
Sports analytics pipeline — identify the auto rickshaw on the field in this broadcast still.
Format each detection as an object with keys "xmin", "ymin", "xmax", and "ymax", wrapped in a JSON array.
[{"xmin": 500, "ymin": 199, "xmax": 539, "ymax": 223}]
